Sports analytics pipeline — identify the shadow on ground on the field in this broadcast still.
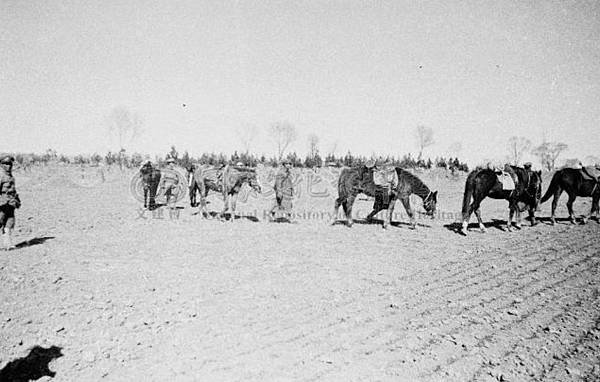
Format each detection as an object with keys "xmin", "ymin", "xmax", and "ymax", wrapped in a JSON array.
[
  {"xmin": 0, "ymin": 346, "xmax": 63, "ymax": 382},
  {"xmin": 331, "ymin": 218, "xmax": 431, "ymax": 229},
  {"xmin": 15, "ymin": 236, "xmax": 55, "ymax": 249}
]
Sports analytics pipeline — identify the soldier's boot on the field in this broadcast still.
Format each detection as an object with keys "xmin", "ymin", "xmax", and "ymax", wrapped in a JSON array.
[
  {"xmin": 6, "ymin": 229, "xmax": 15, "ymax": 249},
  {"xmin": 3, "ymin": 231, "xmax": 14, "ymax": 250}
]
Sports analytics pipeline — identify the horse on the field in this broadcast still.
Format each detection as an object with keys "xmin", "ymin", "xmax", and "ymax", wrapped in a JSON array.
[
  {"xmin": 460, "ymin": 166, "xmax": 542, "ymax": 234},
  {"xmin": 190, "ymin": 165, "xmax": 262, "ymax": 221},
  {"xmin": 332, "ymin": 166, "xmax": 438, "ymax": 229},
  {"xmin": 139, "ymin": 167, "xmax": 161, "ymax": 209},
  {"xmin": 539, "ymin": 168, "xmax": 600, "ymax": 224}
]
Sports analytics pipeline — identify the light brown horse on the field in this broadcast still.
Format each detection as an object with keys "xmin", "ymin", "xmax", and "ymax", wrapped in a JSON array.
[{"xmin": 189, "ymin": 165, "xmax": 261, "ymax": 221}]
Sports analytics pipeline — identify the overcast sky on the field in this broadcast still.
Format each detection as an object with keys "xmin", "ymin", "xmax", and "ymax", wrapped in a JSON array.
[{"xmin": 2, "ymin": 0, "xmax": 599, "ymax": 165}]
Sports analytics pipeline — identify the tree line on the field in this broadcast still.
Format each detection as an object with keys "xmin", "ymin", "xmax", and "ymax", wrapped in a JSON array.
[{"xmin": 9, "ymin": 147, "xmax": 470, "ymax": 172}]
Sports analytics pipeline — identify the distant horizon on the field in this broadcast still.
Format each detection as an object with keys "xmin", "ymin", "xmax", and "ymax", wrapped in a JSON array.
[{"xmin": 3, "ymin": 142, "xmax": 597, "ymax": 169}]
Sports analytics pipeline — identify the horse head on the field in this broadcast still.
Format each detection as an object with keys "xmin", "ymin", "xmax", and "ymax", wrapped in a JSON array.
[
  {"xmin": 240, "ymin": 171, "xmax": 261, "ymax": 193},
  {"xmin": 423, "ymin": 190, "xmax": 438, "ymax": 218}
]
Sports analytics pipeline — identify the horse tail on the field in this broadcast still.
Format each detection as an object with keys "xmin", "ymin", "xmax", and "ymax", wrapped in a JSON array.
[
  {"xmin": 540, "ymin": 171, "xmax": 560, "ymax": 204},
  {"xmin": 461, "ymin": 171, "xmax": 476, "ymax": 217}
]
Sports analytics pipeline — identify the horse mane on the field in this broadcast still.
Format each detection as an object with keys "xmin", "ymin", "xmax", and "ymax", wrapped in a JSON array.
[{"xmin": 396, "ymin": 168, "xmax": 430, "ymax": 197}]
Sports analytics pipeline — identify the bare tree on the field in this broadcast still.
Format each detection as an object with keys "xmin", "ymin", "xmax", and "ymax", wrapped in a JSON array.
[
  {"xmin": 105, "ymin": 106, "xmax": 143, "ymax": 151},
  {"xmin": 415, "ymin": 125, "xmax": 434, "ymax": 160},
  {"xmin": 268, "ymin": 121, "xmax": 297, "ymax": 161},
  {"xmin": 507, "ymin": 136, "xmax": 532, "ymax": 165},
  {"xmin": 307, "ymin": 134, "xmax": 319, "ymax": 159},
  {"xmin": 327, "ymin": 140, "xmax": 339, "ymax": 158},
  {"xmin": 531, "ymin": 141, "xmax": 568, "ymax": 171},
  {"xmin": 236, "ymin": 124, "xmax": 259, "ymax": 153}
]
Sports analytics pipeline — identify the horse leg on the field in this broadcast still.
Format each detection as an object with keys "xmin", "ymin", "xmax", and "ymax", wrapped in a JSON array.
[
  {"xmin": 528, "ymin": 206, "xmax": 537, "ymax": 226},
  {"xmin": 514, "ymin": 204, "xmax": 523, "ymax": 229},
  {"xmin": 516, "ymin": 210, "xmax": 523, "ymax": 229},
  {"xmin": 550, "ymin": 188, "xmax": 562, "ymax": 225},
  {"xmin": 230, "ymin": 194, "xmax": 238, "ymax": 223},
  {"xmin": 143, "ymin": 187, "xmax": 148, "ymax": 209},
  {"xmin": 592, "ymin": 194, "xmax": 600, "ymax": 223},
  {"xmin": 383, "ymin": 195, "xmax": 397, "ymax": 229},
  {"xmin": 583, "ymin": 193, "xmax": 600, "ymax": 224},
  {"xmin": 366, "ymin": 197, "xmax": 384, "ymax": 223},
  {"xmin": 345, "ymin": 196, "xmax": 356, "ymax": 227},
  {"xmin": 331, "ymin": 197, "xmax": 343, "ymax": 225},
  {"xmin": 398, "ymin": 197, "xmax": 415, "ymax": 229},
  {"xmin": 566, "ymin": 193, "xmax": 577, "ymax": 224},
  {"xmin": 471, "ymin": 201, "xmax": 487, "ymax": 233},
  {"xmin": 461, "ymin": 197, "xmax": 479, "ymax": 234},
  {"xmin": 507, "ymin": 202, "xmax": 516, "ymax": 232},
  {"xmin": 467, "ymin": 197, "xmax": 485, "ymax": 233},
  {"xmin": 221, "ymin": 194, "xmax": 229, "ymax": 221}
]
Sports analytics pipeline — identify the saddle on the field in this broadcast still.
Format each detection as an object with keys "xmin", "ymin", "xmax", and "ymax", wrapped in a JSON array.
[
  {"xmin": 581, "ymin": 166, "xmax": 600, "ymax": 182},
  {"xmin": 372, "ymin": 167, "xmax": 398, "ymax": 205},
  {"xmin": 373, "ymin": 167, "xmax": 398, "ymax": 189},
  {"xmin": 496, "ymin": 171, "xmax": 516, "ymax": 191}
]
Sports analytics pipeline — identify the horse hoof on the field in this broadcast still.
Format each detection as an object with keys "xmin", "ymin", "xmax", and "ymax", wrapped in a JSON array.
[{"xmin": 515, "ymin": 224, "xmax": 522, "ymax": 230}]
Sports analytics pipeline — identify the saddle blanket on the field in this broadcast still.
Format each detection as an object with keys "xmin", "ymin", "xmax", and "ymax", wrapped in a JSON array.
[
  {"xmin": 581, "ymin": 166, "xmax": 600, "ymax": 181},
  {"xmin": 497, "ymin": 172, "xmax": 515, "ymax": 190},
  {"xmin": 373, "ymin": 167, "xmax": 399, "ymax": 189}
]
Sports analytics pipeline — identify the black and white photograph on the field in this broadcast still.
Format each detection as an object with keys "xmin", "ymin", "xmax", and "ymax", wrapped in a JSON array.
[{"xmin": 1, "ymin": 0, "xmax": 600, "ymax": 381}]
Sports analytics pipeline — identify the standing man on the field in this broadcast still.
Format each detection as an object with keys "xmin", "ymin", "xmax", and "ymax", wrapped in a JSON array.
[
  {"xmin": 157, "ymin": 158, "xmax": 180, "ymax": 217},
  {"xmin": 186, "ymin": 163, "xmax": 197, "ymax": 207},
  {"xmin": 270, "ymin": 159, "xmax": 295, "ymax": 222},
  {"xmin": 0, "ymin": 156, "xmax": 21, "ymax": 250},
  {"xmin": 139, "ymin": 160, "xmax": 155, "ymax": 209}
]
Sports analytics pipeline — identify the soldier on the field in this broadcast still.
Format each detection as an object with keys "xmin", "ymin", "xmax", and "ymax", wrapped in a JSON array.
[
  {"xmin": 270, "ymin": 159, "xmax": 295, "ymax": 222},
  {"xmin": 157, "ymin": 158, "xmax": 180, "ymax": 214},
  {"xmin": 0, "ymin": 156, "xmax": 21, "ymax": 250},
  {"xmin": 186, "ymin": 163, "xmax": 197, "ymax": 207}
]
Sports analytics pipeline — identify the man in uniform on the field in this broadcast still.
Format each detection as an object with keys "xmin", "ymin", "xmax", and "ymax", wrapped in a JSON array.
[
  {"xmin": 157, "ymin": 158, "xmax": 180, "ymax": 216},
  {"xmin": 186, "ymin": 163, "xmax": 197, "ymax": 207},
  {"xmin": 0, "ymin": 156, "xmax": 21, "ymax": 249},
  {"xmin": 270, "ymin": 159, "xmax": 295, "ymax": 222}
]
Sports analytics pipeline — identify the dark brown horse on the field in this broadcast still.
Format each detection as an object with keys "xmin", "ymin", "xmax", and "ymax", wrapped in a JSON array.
[
  {"xmin": 189, "ymin": 165, "xmax": 262, "ymax": 221},
  {"xmin": 540, "ymin": 168, "xmax": 600, "ymax": 224},
  {"xmin": 461, "ymin": 166, "xmax": 542, "ymax": 234},
  {"xmin": 332, "ymin": 166, "xmax": 437, "ymax": 229}
]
